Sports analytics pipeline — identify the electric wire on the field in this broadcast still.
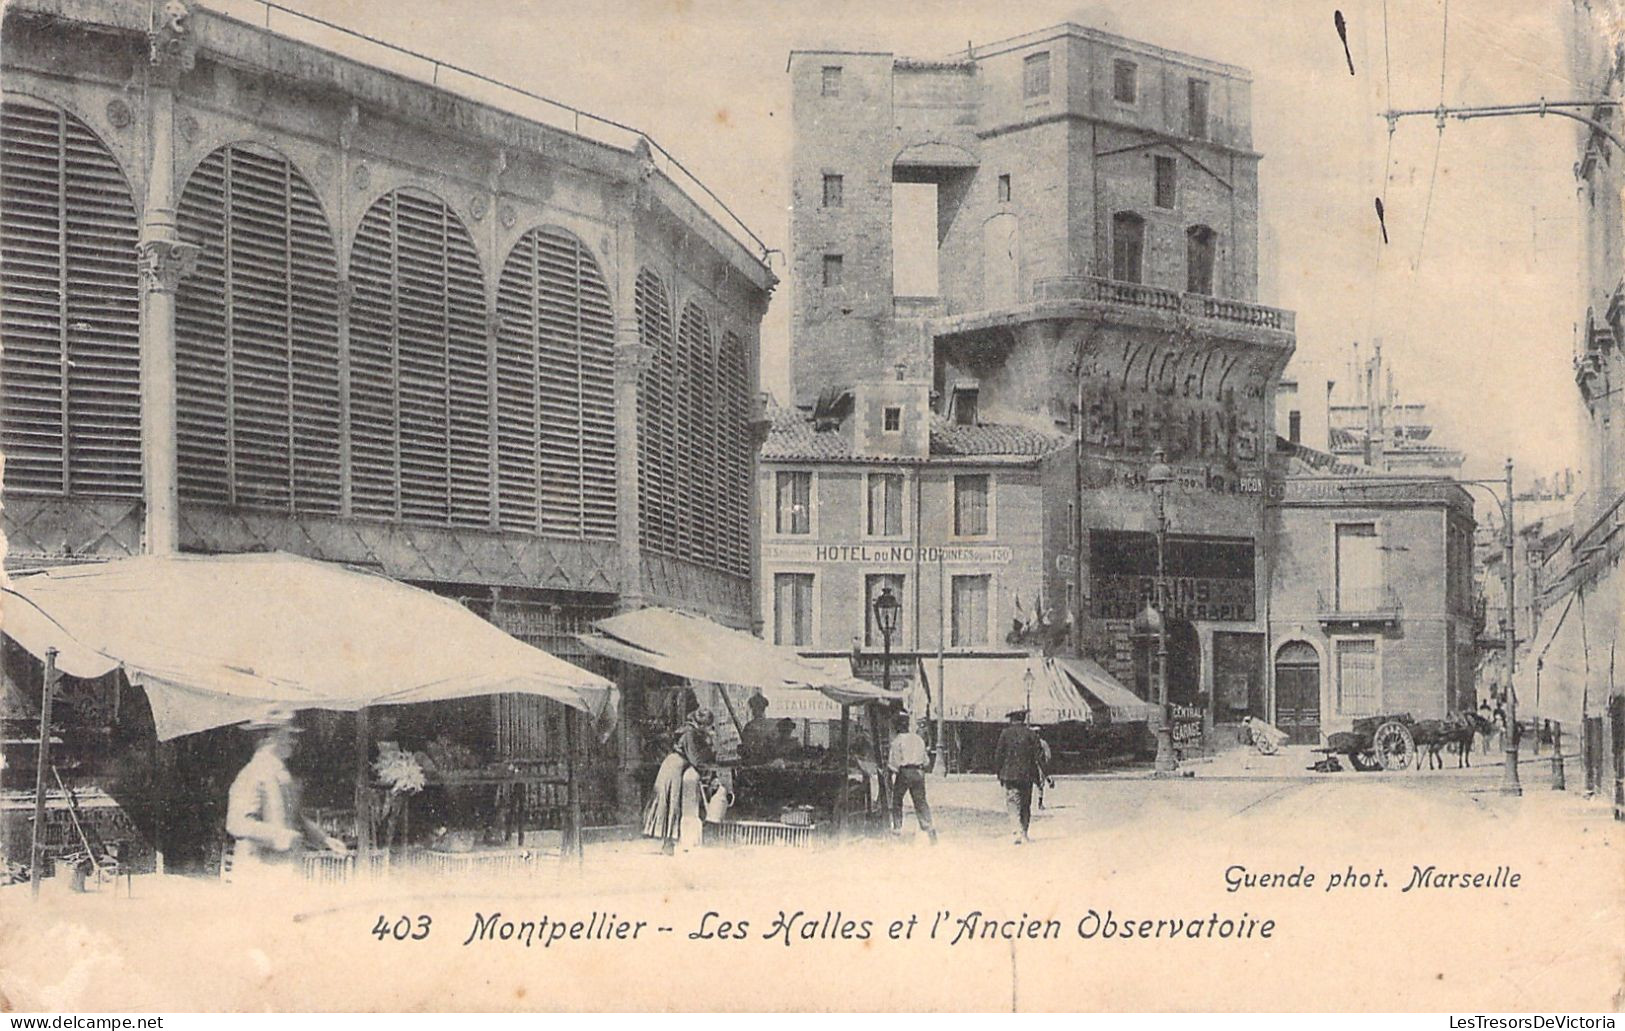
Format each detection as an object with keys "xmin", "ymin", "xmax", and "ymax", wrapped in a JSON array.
[{"xmin": 1412, "ymin": 0, "xmax": 1450, "ymax": 272}]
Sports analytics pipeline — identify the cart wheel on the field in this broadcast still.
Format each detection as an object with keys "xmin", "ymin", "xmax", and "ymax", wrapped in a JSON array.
[
  {"xmin": 1372, "ymin": 721, "xmax": 1416, "ymax": 771},
  {"xmin": 1255, "ymin": 736, "xmax": 1279, "ymax": 756}
]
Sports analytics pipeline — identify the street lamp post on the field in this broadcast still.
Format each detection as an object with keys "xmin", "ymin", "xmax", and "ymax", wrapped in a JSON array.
[
  {"xmin": 872, "ymin": 586, "xmax": 901, "ymax": 821},
  {"xmin": 1146, "ymin": 450, "xmax": 1177, "ymax": 775},
  {"xmin": 1501, "ymin": 458, "xmax": 1522, "ymax": 796}
]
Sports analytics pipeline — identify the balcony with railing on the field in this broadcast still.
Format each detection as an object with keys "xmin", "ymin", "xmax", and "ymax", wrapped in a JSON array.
[
  {"xmin": 1317, "ymin": 586, "xmax": 1403, "ymax": 628},
  {"xmin": 1031, "ymin": 276, "xmax": 1295, "ymax": 333}
]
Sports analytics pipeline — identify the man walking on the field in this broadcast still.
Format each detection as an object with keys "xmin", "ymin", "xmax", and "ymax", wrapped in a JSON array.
[
  {"xmin": 994, "ymin": 708, "xmax": 1043, "ymax": 844},
  {"xmin": 887, "ymin": 713, "xmax": 937, "ymax": 844}
]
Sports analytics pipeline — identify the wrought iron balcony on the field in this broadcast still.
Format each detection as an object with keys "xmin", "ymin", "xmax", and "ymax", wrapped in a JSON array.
[
  {"xmin": 1031, "ymin": 275, "xmax": 1296, "ymax": 333},
  {"xmin": 1316, "ymin": 586, "xmax": 1403, "ymax": 627}
]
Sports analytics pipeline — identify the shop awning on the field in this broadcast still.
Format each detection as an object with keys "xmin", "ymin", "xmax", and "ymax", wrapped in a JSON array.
[
  {"xmin": 1, "ymin": 551, "xmax": 616, "ymax": 741},
  {"xmin": 926, "ymin": 655, "xmax": 1095, "ymax": 724},
  {"xmin": 1516, "ymin": 589, "xmax": 1590, "ymax": 727},
  {"xmin": 582, "ymin": 607, "xmax": 893, "ymax": 706},
  {"xmin": 1053, "ymin": 655, "xmax": 1157, "ymax": 722}
]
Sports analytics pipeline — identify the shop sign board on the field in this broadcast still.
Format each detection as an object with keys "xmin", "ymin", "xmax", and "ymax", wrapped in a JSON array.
[{"xmin": 763, "ymin": 542, "xmax": 1013, "ymax": 565}]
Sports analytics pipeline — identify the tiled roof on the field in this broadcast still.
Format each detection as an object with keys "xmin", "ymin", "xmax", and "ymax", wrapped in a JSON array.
[
  {"xmin": 760, "ymin": 407, "xmax": 1067, "ymax": 464},
  {"xmin": 1277, "ymin": 436, "xmax": 1374, "ymax": 477},
  {"xmin": 929, "ymin": 416, "xmax": 1068, "ymax": 457}
]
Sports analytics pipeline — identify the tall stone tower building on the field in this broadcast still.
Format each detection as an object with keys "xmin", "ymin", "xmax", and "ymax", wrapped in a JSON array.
[{"xmin": 784, "ymin": 24, "xmax": 1297, "ymax": 744}]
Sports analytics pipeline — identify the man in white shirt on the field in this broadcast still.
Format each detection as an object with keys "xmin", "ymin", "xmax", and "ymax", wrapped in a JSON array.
[{"xmin": 887, "ymin": 713, "xmax": 937, "ymax": 844}]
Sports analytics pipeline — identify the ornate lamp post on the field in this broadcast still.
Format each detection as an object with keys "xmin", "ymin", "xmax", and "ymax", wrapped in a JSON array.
[
  {"xmin": 874, "ymin": 587, "xmax": 901, "ymax": 695},
  {"xmin": 1144, "ymin": 449, "xmax": 1177, "ymax": 774},
  {"xmin": 870, "ymin": 586, "xmax": 902, "ymax": 819}
]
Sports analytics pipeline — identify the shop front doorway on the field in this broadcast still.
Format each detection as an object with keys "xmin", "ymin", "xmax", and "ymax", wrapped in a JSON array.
[{"xmin": 1274, "ymin": 641, "xmax": 1322, "ymax": 745}]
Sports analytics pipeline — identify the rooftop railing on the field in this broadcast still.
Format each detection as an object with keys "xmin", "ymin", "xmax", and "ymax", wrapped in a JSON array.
[
  {"xmin": 203, "ymin": 0, "xmax": 772, "ymax": 264},
  {"xmin": 1032, "ymin": 275, "xmax": 1295, "ymax": 333}
]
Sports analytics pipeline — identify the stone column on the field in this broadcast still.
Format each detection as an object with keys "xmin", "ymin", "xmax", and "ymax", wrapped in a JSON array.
[
  {"xmin": 138, "ymin": 2, "xmax": 199, "ymax": 555},
  {"xmin": 611, "ymin": 203, "xmax": 652, "ymax": 825}
]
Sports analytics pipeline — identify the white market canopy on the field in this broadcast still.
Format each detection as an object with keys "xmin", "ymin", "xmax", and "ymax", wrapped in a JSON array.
[
  {"xmin": 1, "ymin": 551, "xmax": 616, "ymax": 741},
  {"xmin": 927, "ymin": 655, "xmax": 1100, "ymax": 725},
  {"xmin": 582, "ymin": 606, "xmax": 895, "ymax": 707}
]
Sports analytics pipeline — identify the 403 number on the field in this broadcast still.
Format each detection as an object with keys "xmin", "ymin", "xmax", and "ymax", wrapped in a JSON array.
[{"xmin": 372, "ymin": 914, "xmax": 432, "ymax": 941}]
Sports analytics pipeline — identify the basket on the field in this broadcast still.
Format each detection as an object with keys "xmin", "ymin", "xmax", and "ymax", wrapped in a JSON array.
[
  {"xmin": 779, "ymin": 805, "xmax": 815, "ymax": 827},
  {"xmin": 701, "ymin": 820, "xmax": 815, "ymax": 849}
]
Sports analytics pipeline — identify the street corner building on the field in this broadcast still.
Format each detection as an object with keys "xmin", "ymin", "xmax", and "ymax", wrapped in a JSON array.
[
  {"xmin": 0, "ymin": 0, "xmax": 775, "ymax": 870},
  {"xmin": 779, "ymin": 24, "xmax": 1309, "ymax": 758}
]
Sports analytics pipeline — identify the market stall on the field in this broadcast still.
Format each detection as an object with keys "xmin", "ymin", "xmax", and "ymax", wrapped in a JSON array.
[
  {"xmin": 581, "ymin": 608, "xmax": 902, "ymax": 842},
  {"xmin": 926, "ymin": 654, "xmax": 1151, "ymax": 772},
  {"xmin": 2, "ymin": 551, "xmax": 614, "ymax": 887}
]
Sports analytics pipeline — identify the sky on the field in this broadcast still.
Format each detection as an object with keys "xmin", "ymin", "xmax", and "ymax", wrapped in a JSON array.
[{"xmin": 261, "ymin": 0, "xmax": 1593, "ymax": 487}]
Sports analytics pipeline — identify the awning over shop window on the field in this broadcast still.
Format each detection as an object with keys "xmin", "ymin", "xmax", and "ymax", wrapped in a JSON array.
[
  {"xmin": 1, "ymin": 552, "xmax": 616, "ymax": 741},
  {"xmin": 582, "ymin": 607, "xmax": 894, "ymax": 707},
  {"xmin": 1517, "ymin": 588, "xmax": 1592, "ymax": 727},
  {"xmin": 926, "ymin": 655, "xmax": 1095, "ymax": 724},
  {"xmin": 1053, "ymin": 655, "xmax": 1156, "ymax": 722}
]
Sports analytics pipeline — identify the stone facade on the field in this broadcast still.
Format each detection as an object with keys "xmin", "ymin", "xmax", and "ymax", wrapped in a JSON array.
[
  {"xmin": 1266, "ymin": 469, "xmax": 1480, "ymax": 741},
  {"xmin": 783, "ymin": 23, "xmax": 1295, "ymax": 753}
]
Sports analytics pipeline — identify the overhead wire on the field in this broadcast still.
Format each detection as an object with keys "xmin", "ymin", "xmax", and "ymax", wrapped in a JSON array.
[{"xmin": 1412, "ymin": 0, "xmax": 1450, "ymax": 272}]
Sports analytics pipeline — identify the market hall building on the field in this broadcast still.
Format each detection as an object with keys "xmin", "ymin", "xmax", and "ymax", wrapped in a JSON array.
[
  {"xmin": 0, "ymin": 0, "xmax": 774, "ymax": 866},
  {"xmin": 784, "ymin": 24, "xmax": 1295, "ymax": 751}
]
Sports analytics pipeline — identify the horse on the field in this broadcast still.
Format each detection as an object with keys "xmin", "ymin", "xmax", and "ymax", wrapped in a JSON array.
[{"xmin": 1414, "ymin": 713, "xmax": 1492, "ymax": 769}]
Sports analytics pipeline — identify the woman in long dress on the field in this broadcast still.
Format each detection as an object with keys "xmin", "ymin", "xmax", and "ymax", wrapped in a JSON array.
[{"xmin": 643, "ymin": 708, "xmax": 715, "ymax": 854}]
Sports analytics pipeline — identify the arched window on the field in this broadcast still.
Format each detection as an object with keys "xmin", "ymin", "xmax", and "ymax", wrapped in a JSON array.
[
  {"xmin": 1, "ymin": 98, "xmax": 141, "ymax": 497},
  {"xmin": 1111, "ymin": 211, "xmax": 1145, "ymax": 284},
  {"xmin": 677, "ymin": 301, "xmax": 714, "ymax": 561},
  {"xmin": 635, "ymin": 268, "xmax": 676, "ymax": 555},
  {"xmin": 348, "ymin": 188, "xmax": 488, "ymax": 527},
  {"xmin": 495, "ymin": 226, "xmax": 616, "ymax": 539},
  {"xmin": 1187, "ymin": 224, "xmax": 1217, "ymax": 296},
  {"xmin": 176, "ymin": 143, "xmax": 340, "ymax": 512}
]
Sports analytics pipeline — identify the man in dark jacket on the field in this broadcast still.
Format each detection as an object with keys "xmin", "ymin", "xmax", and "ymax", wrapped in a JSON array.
[{"xmin": 994, "ymin": 709, "xmax": 1043, "ymax": 843}]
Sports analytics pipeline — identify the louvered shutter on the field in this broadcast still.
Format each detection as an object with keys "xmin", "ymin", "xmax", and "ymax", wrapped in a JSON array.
[
  {"xmin": 720, "ymin": 330, "xmax": 749, "ymax": 575},
  {"xmin": 678, "ymin": 303, "xmax": 714, "ymax": 563},
  {"xmin": 176, "ymin": 144, "xmax": 340, "ymax": 512},
  {"xmin": 348, "ymin": 189, "xmax": 489, "ymax": 527},
  {"xmin": 1, "ymin": 99, "xmax": 141, "ymax": 497},
  {"xmin": 635, "ymin": 269, "xmax": 675, "ymax": 555},
  {"xmin": 495, "ymin": 226, "xmax": 616, "ymax": 539}
]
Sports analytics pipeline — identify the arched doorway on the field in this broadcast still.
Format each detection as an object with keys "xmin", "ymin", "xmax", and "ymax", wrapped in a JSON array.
[{"xmin": 1274, "ymin": 641, "xmax": 1321, "ymax": 745}]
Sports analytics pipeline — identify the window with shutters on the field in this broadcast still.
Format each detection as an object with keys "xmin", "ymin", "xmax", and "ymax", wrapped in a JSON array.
[
  {"xmin": 1335, "ymin": 638, "xmax": 1379, "ymax": 716},
  {"xmin": 1023, "ymin": 52, "xmax": 1051, "ymax": 99},
  {"xmin": 176, "ymin": 143, "xmax": 340, "ymax": 513},
  {"xmin": 347, "ymin": 188, "xmax": 490, "ymax": 528},
  {"xmin": 822, "ymin": 174, "xmax": 843, "ymax": 208},
  {"xmin": 953, "ymin": 474, "xmax": 990, "ymax": 536},
  {"xmin": 1154, "ymin": 156, "xmax": 1176, "ymax": 210},
  {"xmin": 1187, "ymin": 79, "xmax": 1210, "ymax": 140},
  {"xmin": 866, "ymin": 472, "xmax": 904, "ymax": 537},
  {"xmin": 495, "ymin": 226, "xmax": 616, "ymax": 539},
  {"xmin": 775, "ymin": 471, "xmax": 812, "ymax": 535},
  {"xmin": 1335, "ymin": 522, "xmax": 1383, "ymax": 612},
  {"xmin": 774, "ymin": 572, "xmax": 815, "ymax": 646},
  {"xmin": 1186, "ymin": 225, "xmax": 1217, "ymax": 295},
  {"xmin": 1113, "ymin": 59, "xmax": 1138, "ymax": 104},
  {"xmin": 951, "ymin": 574, "xmax": 991, "ymax": 647},
  {"xmin": 0, "ymin": 99, "xmax": 142, "ymax": 497},
  {"xmin": 1111, "ymin": 212, "xmax": 1145, "ymax": 284},
  {"xmin": 635, "ymin": 268, "xmax": 677, "ymax": 556}
]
